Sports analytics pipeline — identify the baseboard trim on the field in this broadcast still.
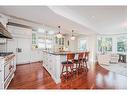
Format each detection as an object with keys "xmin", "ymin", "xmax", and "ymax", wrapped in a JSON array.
[{"xmin": 16, "ymin": 61, "xmax": 43, "ymax": 66}]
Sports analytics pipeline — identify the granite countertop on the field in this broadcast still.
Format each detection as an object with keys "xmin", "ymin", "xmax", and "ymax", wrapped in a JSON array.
[
  {"xmin": 0, "ymin": 53, "xmax": 15, "ymax": 60},
  {"xmin": 43, "ymin": 50, "xmax": 84, "ymax": 55}
]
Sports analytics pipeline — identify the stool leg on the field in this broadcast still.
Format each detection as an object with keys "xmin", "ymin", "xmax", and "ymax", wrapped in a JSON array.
[
  {"xmin": 66, "ymin": 66, "xmax": 68, "ymax": 79},
  {"xmin": 85, "ymin": 61, "xmax": 88, "ymax": 71},
  {"xmin": 76, "ymin": 63, "xmax": 78, "ymax": 74},
  {"xmin": 82, "ymin": 61, "xmax": 85, "ymax": 72},
  {"xmin": 79, "ymin": 61, "xmax": 82, "ymax": 73},
  {"xmin": 60, "ymin": 65, "xmax": 64, "ymax": 78},
  {"xmin": 70, "ymin": 65, "xmax": 73, "ymax": 76}
]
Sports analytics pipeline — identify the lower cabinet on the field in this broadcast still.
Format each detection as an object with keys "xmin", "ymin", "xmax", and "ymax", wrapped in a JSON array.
[
  {"xmin": 0, "ymin": 68, "xmax": 2, "ymax": 88},
  {"xmin": 43, "ymin": 53, "xmax": 58, "ymax": 80},
  {"xmin": 0, "ymin": 55, "xmax": 16, "ymax": 89}
]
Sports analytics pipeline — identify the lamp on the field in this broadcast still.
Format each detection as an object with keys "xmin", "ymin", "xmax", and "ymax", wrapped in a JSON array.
[
  {"xmin": 71, "ymin": 30, "xmax": 75, "ymax": 40},
  {"xmin": 56, "ymin": 26, "xmax": 62, "ymax": 38}
]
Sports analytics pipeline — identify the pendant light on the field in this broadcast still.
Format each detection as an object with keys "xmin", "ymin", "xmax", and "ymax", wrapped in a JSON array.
[
  {"xmin": 71, "ymin": 30, "xmax": 75, "ymax": 40},
  {"xmin": 56, "ymin": 26, "xmax": 62, "ymax": 38}
]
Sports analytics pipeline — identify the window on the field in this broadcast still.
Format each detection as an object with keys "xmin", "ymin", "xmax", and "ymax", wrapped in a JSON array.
[
  {"xmin": 117, "ymin": 36, "xmax": 127, "ymax": 52},
  {"xmin": 97, "ymin": 37, "xmax": 112, "ymax": 53},
  {"xmin": 32, "ymin": 33, "xmax": 36, "ymax": 44},
  {"xmin": 32, "ymin": 30, "xmax": 53, "ymax": 50},
  {"xmin": 46, "ymin": 39, "xmax": 52, "ymax": 49},
  {"xmin": 79, "ymin": 39, "xmax": 86, "ymax": 51},
  {"xmin": 38, "ymin": 37, "xmax": 45, "ymax": 49}
]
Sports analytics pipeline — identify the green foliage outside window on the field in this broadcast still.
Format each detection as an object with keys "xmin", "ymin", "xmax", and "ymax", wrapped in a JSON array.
[
  {"xmin": 98, "ymin": 37, "xmax": 112, "ymax": 53},
  {"xmin": 117, "ymin": 37, "xmax": 127, "ymax": 52}
]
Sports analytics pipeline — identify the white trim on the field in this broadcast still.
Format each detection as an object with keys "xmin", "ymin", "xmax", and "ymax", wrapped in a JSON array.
[{"xmin": 78, "ymin": 37, "xmax": 87, "ymax": 51}]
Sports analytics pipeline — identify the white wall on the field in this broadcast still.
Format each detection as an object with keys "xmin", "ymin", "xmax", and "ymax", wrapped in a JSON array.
[
  {"xmin": 87, "ymin": 34, "xmax": 97, "ymax": 63},
  {"xmin": 75, "ymin": 34, "xmax": 97, "ymax": 63},
  {"xmin": 64, "ymin": 35, "xmax": 77, "ymax": 51}
]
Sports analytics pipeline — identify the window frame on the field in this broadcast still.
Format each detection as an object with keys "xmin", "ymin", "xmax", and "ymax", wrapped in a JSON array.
[
  {"xmin": 78, "ymin": 38, "xmax": 87, "ymax": 51},
  {"xmin": 32, "ymin": 30, "xmax": 54, "ymax": 50},
  {"xmin": 97, "ymin": 35, "xmax": 113, "ymax": 54},
  {"xmin": 97, "ymin": 34, "xmax": 127, "ymax": 54},
  {"xmin": 116, "ymin": 36, "xmax": 127, "ymax": 54}
]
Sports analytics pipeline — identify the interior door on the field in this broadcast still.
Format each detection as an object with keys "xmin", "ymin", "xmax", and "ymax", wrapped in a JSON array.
[{"xmin": 16, "ymin": 38, "xmax": 31, "ymax": 64}]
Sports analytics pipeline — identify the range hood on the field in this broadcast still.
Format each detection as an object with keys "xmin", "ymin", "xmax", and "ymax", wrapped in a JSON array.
[{"xmin": 0, "ymin": 22, "xmax": 12, "ymax": 39}]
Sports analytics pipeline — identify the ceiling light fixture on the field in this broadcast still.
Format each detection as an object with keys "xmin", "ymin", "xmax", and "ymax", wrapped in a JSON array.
[
  {"xmin": 56, "ymin": 26, "xmax": 62, "ymax": 38},
  {"xmin": 71, "ymin": 30, "xmax": 75, "ymax": 40}
]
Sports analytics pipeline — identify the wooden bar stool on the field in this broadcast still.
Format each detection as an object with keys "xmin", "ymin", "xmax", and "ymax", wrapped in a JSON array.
[
  {"xmin": 74, "ymin": 52, "xmax": 84, "ymax": 74},
  {"xmin": 60, "ymin": 53, "xmax": 75, "ymax": 80},
  {"xmin": 83, "ymin": 52, "xmax": 89, "ymax": 70}
]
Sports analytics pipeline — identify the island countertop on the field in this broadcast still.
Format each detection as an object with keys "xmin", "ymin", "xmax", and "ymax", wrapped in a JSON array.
[
  {"xmin": 42, "ymin": 50, "xmax": 89, "ymax": 84},
  {"xmin": 43, "ymin": 50, "xmax": 85, "ymax": 55}
]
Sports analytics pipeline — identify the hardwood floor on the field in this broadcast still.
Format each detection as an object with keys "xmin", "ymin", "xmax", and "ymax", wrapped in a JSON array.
[{"xmin": 8, "ymin": 62, "xmax": 127, "ymax": 89}]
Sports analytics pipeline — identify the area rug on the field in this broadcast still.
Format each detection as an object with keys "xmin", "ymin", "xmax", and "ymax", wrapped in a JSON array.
[{"xmin": 100, "ymin": 63, "xmax": 127, "ymax": 77}]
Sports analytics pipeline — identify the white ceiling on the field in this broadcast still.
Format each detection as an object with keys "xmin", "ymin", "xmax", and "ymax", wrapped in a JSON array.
[{"xmin": 0, "ymin": 6, "xmax": 127, "ymax": 35}]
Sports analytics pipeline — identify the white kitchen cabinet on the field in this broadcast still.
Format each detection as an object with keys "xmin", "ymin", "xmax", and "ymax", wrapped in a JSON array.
[
  {"xmin": 31, "ymin": 47, "xmax": 43, "ymax": 62},
  {"xmin": 17, "ymin": 38, "xmax": 31, "ymax": 64},
  {"xmin": 42, "ymin": 52, "xmax": 62, "ymax": 83},
  {"xmin": 0, "ymin": 54, "xmax": 16, "ymax": 89},
  {"xmin": 0, "ymin": 65, "xmax": 2, "ymax": 88},
  {"xmin": 7, "ymin": 25, "xmax": 43, "ymax": 64},
  {"xmin": 7, "ymin": 26, "xmax": 32, "ymax": 65},
  {"xmin": 55, "ymin": 36, "xmax": 65, "ymax": 46},
  {"xmin": 4, "ymin": 62, "xmax": 11, "ymax": 80}
]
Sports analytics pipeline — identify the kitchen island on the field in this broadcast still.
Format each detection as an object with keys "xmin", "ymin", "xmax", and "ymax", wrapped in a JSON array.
[{"xmin": 42, "ymin": 51, "xmax": 84, "ymax": 84}]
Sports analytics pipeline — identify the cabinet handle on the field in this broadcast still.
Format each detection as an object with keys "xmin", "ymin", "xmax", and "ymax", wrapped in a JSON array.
[{"xmin": 9, "ymin": 65, "xmax": 13, "ymax": 70}]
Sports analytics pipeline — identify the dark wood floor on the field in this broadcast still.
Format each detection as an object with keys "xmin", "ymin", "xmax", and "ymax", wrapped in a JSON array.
[{"xmin": 8, "ymin": 62, "xmax": 127, "ymax": 89}]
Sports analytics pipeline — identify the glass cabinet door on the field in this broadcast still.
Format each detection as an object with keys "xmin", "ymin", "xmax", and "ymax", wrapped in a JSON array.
[
  {"xmin": 62, "ymin": 38, "xmax": 64, "ymax": 45},
  {"xmin": 55, "ymin": 37, "xmax": 64, "ymax": 46}
]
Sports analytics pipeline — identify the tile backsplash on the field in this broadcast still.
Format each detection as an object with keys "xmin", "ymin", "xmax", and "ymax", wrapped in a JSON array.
[{"xmin": 0, "ymin": 38, "xmax": 6, "ymax": 52}]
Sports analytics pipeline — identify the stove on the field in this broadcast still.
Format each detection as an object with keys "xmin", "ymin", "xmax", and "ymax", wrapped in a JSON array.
[{"xmin": 0, "ymin": 52, "xmax": 13, "ymax": 57}]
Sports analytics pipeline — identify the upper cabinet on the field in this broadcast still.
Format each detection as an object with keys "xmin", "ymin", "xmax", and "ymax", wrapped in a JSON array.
[
  {"xmin": 55, "ymin": 36, "xmax": 65, "ymax": 46},
  {"xmin": 0, "ymin": 14, "xmax": 8, "ymax": 28}
]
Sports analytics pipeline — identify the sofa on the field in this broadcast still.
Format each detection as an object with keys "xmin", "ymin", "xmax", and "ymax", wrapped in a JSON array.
[
  {"xmin": 98, "ymin": 53, "xmax": 127, "ymax": 65},
  {"xmin": 97, "ymin": 53, "xmax": 127, "ymax": 76}
]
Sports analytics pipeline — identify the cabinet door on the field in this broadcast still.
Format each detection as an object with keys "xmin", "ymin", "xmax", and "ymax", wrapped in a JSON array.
[
  {"xmin": 59, "ymin": 38, "xmax": 61, "ymax": 45},
  {"xmin": 55, "ymin": 37, "xmax": 58, "ymax": 44},
  {"xmin": 51, "ymin": 55, "xmax": 55, "ymax": 77},
  {"xmin": 16, "ymin": 38, "xmax": 31, "ymax": 64},
  {"xmin": 4, "ymin": 62, "xmax": 11, "ymax": 80},
  {"xmin": 62, "ymin": 37, "xmax": 64, "ymax": 45}
]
